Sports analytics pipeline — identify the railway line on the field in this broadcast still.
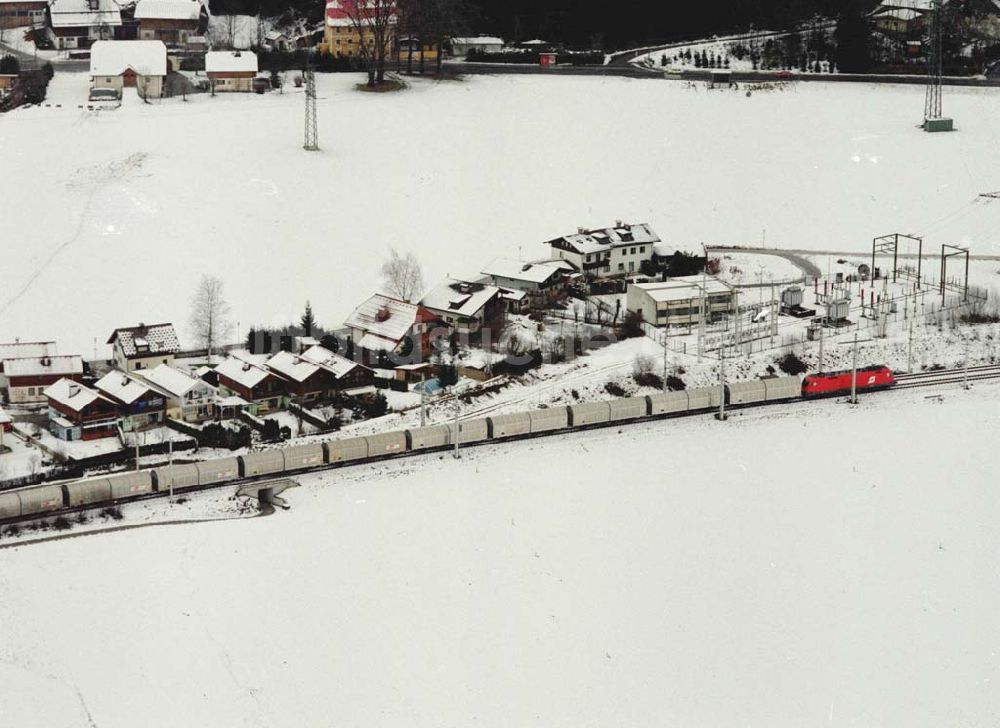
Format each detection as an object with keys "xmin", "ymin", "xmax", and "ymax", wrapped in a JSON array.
[{"xmin": 0, "ymin": 364, "xmax": 995, "ymax": 531}]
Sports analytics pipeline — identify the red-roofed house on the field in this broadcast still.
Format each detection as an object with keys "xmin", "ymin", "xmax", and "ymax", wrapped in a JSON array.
[{"xmin": 322, "ymin": 0, "xmax": 397, "ymax": 58}]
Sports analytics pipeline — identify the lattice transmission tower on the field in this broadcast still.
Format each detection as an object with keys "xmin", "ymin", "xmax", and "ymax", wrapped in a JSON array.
[
  {"xmin": 923, "ymin": 0, "xmax": 952, "ymax": 131},
  {"xmin": 303, "ymin": 52, "xmax": 319, "ymax": 151}
]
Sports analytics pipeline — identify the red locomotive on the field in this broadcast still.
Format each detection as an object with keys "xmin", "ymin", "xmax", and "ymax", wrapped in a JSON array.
[{"xmin": 801, "ymin": 365, "xmax": 896, "ymax": 398}]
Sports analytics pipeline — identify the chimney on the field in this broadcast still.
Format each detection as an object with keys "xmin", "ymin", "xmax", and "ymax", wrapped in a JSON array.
[
  {"xmin": 615, "ymin": 219, "xmax": 623, "ymax": 228},
  {"xmin": 577, "ymin": 226, "xmax": 586, "ymax": 234}
]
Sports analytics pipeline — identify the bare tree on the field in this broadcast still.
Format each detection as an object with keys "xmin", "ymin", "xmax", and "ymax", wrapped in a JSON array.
[
  {"xmin": 339, "ymin": 0, "xmax": 398, "ymax": 86},
  {"xmin": 189, "ymin": 275, "xmax": 233, "ymax": 364},
  {"xmin": 380, "ymin": 248, "xmax": 424, "ymax": 302}
]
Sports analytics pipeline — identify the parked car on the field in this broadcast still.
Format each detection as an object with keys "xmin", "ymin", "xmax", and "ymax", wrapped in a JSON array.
[{"xmin": 87, "ymin": 87, "xmax": 121, "ymax": 109}]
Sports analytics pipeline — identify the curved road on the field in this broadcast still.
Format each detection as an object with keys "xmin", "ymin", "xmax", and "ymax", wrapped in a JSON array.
[{"xmin": 713, "ymin": 246, "xmax": 823, "ymax": 279}]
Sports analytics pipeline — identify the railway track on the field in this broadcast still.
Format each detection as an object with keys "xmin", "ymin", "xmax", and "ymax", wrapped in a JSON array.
[
  {"xmin": 2, "ymin": 363, "xmax": 997, "ymax": 531},
  {"xmin": 894, "ymin": 364, "xmax": 1000, "ymax": 390}
]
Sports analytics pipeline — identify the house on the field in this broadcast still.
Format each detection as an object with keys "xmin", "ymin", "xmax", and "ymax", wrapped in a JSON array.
[
  {"xmin": 107, "ymin": 322, "xmax": 180, "ymax": 372},
  {"xmin": 266, "ymin": 345, "xmax": 373, "ymax": 404},
  {"xmin": 215, "ymin": 355, "xmax": 286, "ymax": 414},
  {"xmin": 3, "ymin": 355, "xmax": 83, "ymax": 405},
  {"xmin": 45, "ymin": 378, "xmax": 118, "ymax": 441},
  {"xmin": 497, "ymin": 286, "xmax": 529, "ymax": 314},
  {"xmin": 133, "ymin": 0, "xmax": 203, "ymax": 46},
  {"xmin": 95, "ymin": 370, "xmax": 166, "ymax": 432},
  {"xmin": 0, "ymin": 340, "xmax": 56, "ymax": 391},
  {"xmin": 264, "ymin": 29, "xmax": 292, "ymax": 51},
  {"xmin": 206, "ymin": 50, "xmax": 258, "ymax": 92},
  {"xmin": 0, "ymin": 0, "xmax": 47, "ymax": 30},
  {"xmin": 449, "ymin": 35, "xmax": 503, "ymax": 56},
  {"xmin": 626, "ymin": 275, "xmax": 735, "ymax": 328},
  {"xmin": 872, "ymin": 7, "xmax": 925, "ymax": 36},
  {"xmin": 396, "ymin": 35, "xmax": 438, "ymax": 64},
  {"xmin": 481, "ymin": 257, "xmax": 570, "ymax": 294},
  {"xmin": 134, "ymin": 363, "xmax": 215, "ymax": 423},
  {"xmin": 343, "ymin": 294, "xmax": 439, "ymax": 364},
  {"xmin": 47, "ymin": 0, "xmax": 122, "ymax": 50},
  {"xmin": 89, "ymin": 40, "xmax": 167, "ymax": 98},
  {"xmin": 545, "ymin": 222, "xmax": 660, "ymax": 278},
  {"xmin": 322, "ymin": 0, "xmax": 396, "ymax": 58},
  {"xmin": 420, "ymin": 278, "xmax": 505, "ymax": 339}
]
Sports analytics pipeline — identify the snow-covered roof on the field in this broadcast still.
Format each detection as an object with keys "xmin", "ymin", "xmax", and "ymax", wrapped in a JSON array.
[
  {"xmin": 421, "ymin": 278, "xmax": 501, "ymax": 318},
  {"xmin": 135, "ymin": 363, "xmax": 204, "ymax": 398},
  {"xmin": 95, "ymin": 371, "xmax": 155, "ymax": 405},
  {"xmin": 300, "ymin": 345, "xmax": 361, "ymax": 379},
  {"xmin": 498, "ymin": 287, "xmax": 527, "ymax": 301},
  {"xmin": 0, "ymin": 341, "xmax": 56, "ymax": 362},
  {"xmin": 874, "ymin": 7, "xmax": 921, "ymax": 21},
  {"xmin": 482, "ymin": 257, "xmax": 567, "ymax": 285},
  {"xmin": 206, "ymin": 50, "xmax": 258, "ymax": 73},
  {"xmin": 215, "ymin": 355, "xmax": 275, "ymax": 389},
  {"xmin": 266, "ymin": 350, "xmax": 321, "ymax": 383},
  {"xmin": 45, "ymin": 378, "xmax": 113, "ymax": 411},
  {"xmin": 451, "ymin": 36, "xmax": 503, "ymax": 45},
  {"xmin": 49, "ymin": 0, "xmax": 122, "ymax": 29},
  {"xmin": 134, "ymin": 0, "xmax": 201, "ymax": 21},
  {"xmin": 546, "ymin": 222, "xmax": 660, "ymax": 255},
  {"xmin": 325, "ymin": 0, "xmax": 397, "ymax": 27},
  {"xmin": 107, "ymin": 323, "xmax": 179, "ymax": 357},
  {"xmin": 631, "ymin": 275, "xmax": 733, "ymax": 303},
  {"xmin": 344, "ymin": 294, "xmax": 426, "ymax": 346},
  {"xmin": 3, "ymin": 355, "xmax": 82, "ymax": 378},
  {"xmin": 522, "ymin": 39, "xmax": 548, "ymax": 45},
  {"xmin": 90, "ymin": 40, "xmax": 167, "ymax": 77},
  {"xmin": 877, "ymin": 0, "xmax": 935, "ymax": 10}
]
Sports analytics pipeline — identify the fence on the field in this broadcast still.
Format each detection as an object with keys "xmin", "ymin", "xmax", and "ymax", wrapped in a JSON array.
[{"xmin": 287, "ymin": 402, "xmax": 333, "ymax": 431}]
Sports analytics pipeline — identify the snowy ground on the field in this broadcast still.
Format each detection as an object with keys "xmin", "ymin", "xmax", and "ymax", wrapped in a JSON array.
[
  {"xmin": 4, "ymin": 72, "xmax": 1000, "ymax": 358},
  {"xmin": 0, "ymin": 380, "xmax": 997, "ymax": 727}
]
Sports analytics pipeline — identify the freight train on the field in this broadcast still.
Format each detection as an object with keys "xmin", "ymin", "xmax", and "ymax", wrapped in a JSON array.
[{"xmin": 0, "ymin": 368, "xmax": 897, "ymax": 522}]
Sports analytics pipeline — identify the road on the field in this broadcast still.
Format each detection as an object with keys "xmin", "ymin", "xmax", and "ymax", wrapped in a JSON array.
[{"xmin": 712, "ymin": 246, "xmax": 823, "ymax": 279}]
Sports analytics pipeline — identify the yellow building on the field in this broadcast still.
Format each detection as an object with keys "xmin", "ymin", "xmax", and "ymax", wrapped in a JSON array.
[
  {"xmin": 322, "ymin": 0, "xmax": 396, "ymax": 57},
  {"xmin": 396, "ymin": 36, "xmax": 438, "ymax": 64}
]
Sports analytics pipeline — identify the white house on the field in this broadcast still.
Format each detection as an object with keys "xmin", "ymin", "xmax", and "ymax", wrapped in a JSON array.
[
  {"xmin": 89, "ymin": 40, "xmax": 168, "ymax": 98},
  {"xmin": 205, "ymin": 50, "xmax": 259, "ymax": 92},
  {"xmin": 135, "ymin": 363, "xmax": 216, "ymax": 423},
  {"xmin": 450, "ymin": 36, "xmax": 503, "ymax": 56},
  {"xmin": 107, "ymin": 323, "xmax": 180, "ymax": 372},
  {"xmin": 626, "ymin": 276, "xmax": 735, "ymax": 328},
  {"xmin": 3, "ymin": 355, "xmax": 83, "ymax": 404},
  {"xmin": 48, "ymin": 0, "xmax": 122, "ymax": 49},
  {"xmin": 545, "ymin": 222, "xmax": 660, "ymax": 278}
]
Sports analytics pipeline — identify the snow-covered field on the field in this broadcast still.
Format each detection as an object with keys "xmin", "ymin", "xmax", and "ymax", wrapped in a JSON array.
[
  {"xmin": 3, "ymin": 72, "xmax": 1000, "ymax": 357},
  {"xmin": 1, "ymin": 381, "xmax": 997, "ymax": 727}
]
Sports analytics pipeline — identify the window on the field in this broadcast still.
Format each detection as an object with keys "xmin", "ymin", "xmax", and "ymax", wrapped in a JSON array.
[
  {"xmin": 586, "ymin": 254, "xmax": 592, "ymax": 262},
  {"xmin": 630, "ymin": 247, "xmax": 636, "ymax": 255},
  {"xmin": 618, "ymin": 263, "xmax": 624, "ymax": 272},
  {"xmin": 604, "ymin": 252, "xmax": 610, "ymax": 260},
  {"xmin": 629, "ymin": 261, "xmax": 635, "ymax": 272},
  {"xmin": 640, "ymin": 246, "xmax": 645, "ymax": 253}
]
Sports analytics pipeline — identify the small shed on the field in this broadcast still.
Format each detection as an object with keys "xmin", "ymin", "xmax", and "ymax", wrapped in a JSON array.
[{"xmin": 394, "ymin": 362, "xmax": 432, "ymax": 383}]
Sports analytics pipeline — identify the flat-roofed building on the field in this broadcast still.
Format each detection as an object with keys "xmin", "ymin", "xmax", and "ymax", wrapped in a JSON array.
[{"xmin": 626, "ymin": 275, "xmax": 735, "ymax": 328}]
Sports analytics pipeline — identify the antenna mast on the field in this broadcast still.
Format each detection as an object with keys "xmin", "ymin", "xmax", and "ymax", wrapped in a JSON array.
[{"xmin": 303, "ymin": 51, "xmax": 319, "ymax": 151}]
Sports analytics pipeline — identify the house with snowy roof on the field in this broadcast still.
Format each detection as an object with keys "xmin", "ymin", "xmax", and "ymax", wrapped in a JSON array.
[
  {"xmin": 343, "ymin": 294, "xmax": 439, "ymax": 365},
  {"xmin": 206, "ymin": 50, "xmax": 258, "ymax": 92},
  {"xmin": 45, "ymin": 378, "xmax": 118, "ymax": 441},
  {"xmin": 47, "ymin": 0, "xmax": 122, "ymax": 50},
  {"xmin": 89, "ymin": 40, "xmax": 168, "ymax": 98},
  {"xmin": 95, "ymin": 370, "xmax": 167, "ymax": 432},
  {"xmin": 545, "ymin": 222, "xmax": 659, "ymax": 279},
  {"xmin": 215, "ymin": 355, "xmax": 286, "ymax": 415},
  {"xmin": 0, "ymin": 340, "xmax": 57, "ymax": 392},
  {"xmin": 0, "ymin": 0, "xmax": 47, "ymax": 31},
  {"xmin": 323, "ymin": 0, "xmax": 397, "ymax": 58},
  {"xmin": 134, "ymin": 0, "xmax": 203, "ymax": 46},
  {"xmin": 420, "ymin": 277, "xmax": 505, "ymax": 339},
  {"xmin": 481, "ymin": 257, "xmax": 571, "ymax": 294},
  {"xmin": 3, "ymin": 355, "xmax": 83, "ymax": 405},
  {"xmin": 266, "ymin": 345, "xmax": 373, "ymax": 404},
  {"xmin": 107, "ymin": 322, "xmax": 180, "ymax": 373},
  {"xmin": 449, "ymin": 36, "xmax": 503, "ymax": 56},
  {"xmin": 134, "ymin": 363, "xmax": 216, "ymax": 423}
]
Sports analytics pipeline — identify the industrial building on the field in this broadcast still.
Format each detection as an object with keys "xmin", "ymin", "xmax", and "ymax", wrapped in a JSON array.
[{"xmin": 626, "ymin": 275, "xmax": 735, "ymax": 328}]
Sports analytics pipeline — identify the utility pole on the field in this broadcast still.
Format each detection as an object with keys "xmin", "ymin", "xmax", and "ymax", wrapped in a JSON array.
[
  {"xmin": 850, "ymin": 332, "xmax": 859, "ymax": 405},
  {"xmin": 662, "ymin": 330, "xmax": 668, "ymax": 392},
  {"xmin": 168, "ymin": 436, "xmax": 174, "ymax": 499},
  {"xmin": 135, "ymin": 429, "xmax": 140, "ymax": 471},
  {"xmin": 453, "ymin": 400, "xmax": 461, "ymax": 459},
  {"xmin": 716, "ymin": 335, "xmax": 727, "ymax": 421},
  {"xmin": 964, "ymin": 340, "xmax": 970, "ymax": 390},
  {"xmin": 818, "ymin": 321, "xmax": 824, "ymax": 372},
  {"xmin": 420, "ymin": 374, "xmax": 427, "ymax": 427}
]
